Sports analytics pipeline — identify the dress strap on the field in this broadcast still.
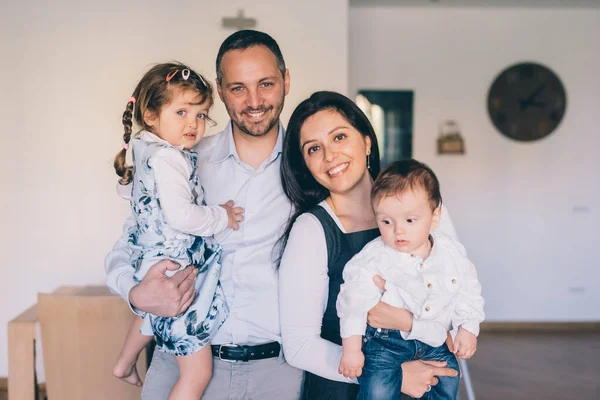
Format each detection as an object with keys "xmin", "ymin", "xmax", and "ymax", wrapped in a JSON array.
[{"xmin": 306, "ymin": 206, "xmax": 343, "ymax": 268}]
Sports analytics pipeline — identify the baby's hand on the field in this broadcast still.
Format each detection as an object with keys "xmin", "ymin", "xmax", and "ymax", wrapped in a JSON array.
[
  {"xmin": 453, "ymin": 327, "xmax": 477, "ymax": 359},
  {"xmin": 220, "ymin": 200, "xmax": 244, "ymax": 230},
  {"xmin": 338, "ymin": 350, "xmax": 364, "ymax": 379}
]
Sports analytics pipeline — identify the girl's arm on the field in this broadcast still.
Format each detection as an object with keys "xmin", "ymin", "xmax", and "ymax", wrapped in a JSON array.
[
  {"xmin": 279, "ymin": 213, "xmax": 354, "ymax": 383},
  {"xmin": 151, "ymin": 148, "xmax": 230, "ymax": 236}
]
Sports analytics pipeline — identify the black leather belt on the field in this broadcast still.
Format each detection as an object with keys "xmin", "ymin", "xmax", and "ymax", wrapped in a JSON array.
[{"xmin": 211, "ymin": 342, "xmax": 280, "ymax": 362}]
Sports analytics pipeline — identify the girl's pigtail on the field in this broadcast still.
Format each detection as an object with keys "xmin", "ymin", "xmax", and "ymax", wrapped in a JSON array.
[{"xmin": 114, "ymin": 98, "xmax": 135, "ymax": 185}]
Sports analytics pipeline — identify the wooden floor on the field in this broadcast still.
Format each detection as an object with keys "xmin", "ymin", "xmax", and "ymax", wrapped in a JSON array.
[
  {"xmin": 1, "ymin": 331, "xmax": 598, "ymax": 400},
  {"xmin": 457, "ymin": 331, "xmax": 600, "ymax": 400}
]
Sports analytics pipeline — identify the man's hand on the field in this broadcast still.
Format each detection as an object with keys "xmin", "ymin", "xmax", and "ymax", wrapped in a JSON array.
[
  {"xmin": 338, "ymin": 350, "xmax": 364, "ymax": 379},
  {"xmin": 129, "ymin": 260, "xmax": 196, "ymax": 317},
  {"xmin": 401, "ymin": 360, "xmax": 458, "ymax": 398},
  {"xmin": 453, "ymin": 327, "xmax": 477, "ymax": 359},
  {"xmin": 221, "ymin": 200, "xmax": 244, "ymax": 230}
]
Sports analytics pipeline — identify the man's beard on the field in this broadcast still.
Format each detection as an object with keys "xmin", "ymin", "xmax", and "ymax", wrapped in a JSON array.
[{"xmin": 228, "ymin": 96, "xmax": 285, "ymax": 138}]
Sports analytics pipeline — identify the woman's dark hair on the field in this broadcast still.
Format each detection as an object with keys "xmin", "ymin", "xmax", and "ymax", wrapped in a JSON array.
[
  {"xmin": 114, "ymin": 62, "xmax": 213, "ymax": 185},
  {"xmin": 276, "ymin": 91, "xmax": 381, "ymax": 262}
]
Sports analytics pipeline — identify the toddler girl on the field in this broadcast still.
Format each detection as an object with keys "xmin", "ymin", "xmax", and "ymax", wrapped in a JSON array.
[{"xmin": 112, "ymin": 62, "xmax": 243, "ymax": 399}]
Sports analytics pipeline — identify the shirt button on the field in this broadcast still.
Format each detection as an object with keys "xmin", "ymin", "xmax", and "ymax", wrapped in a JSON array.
[
  {"xmin": 425, "ymin": 306, "xmax": 431, "ymax": 312},
  {"xmin": 377, "ymin": 328, "xmax": 382, "ymax": 333},
  {"xmin": 411, "ymin": 254, "xmax": 416, "ymax": 258},
  {"xmin": 419, "ymin": 263, "xmax": 424, "ymax": 269},
  {"xmin": 452, "ymin": 279, "xmax": 457, "ymax": 284},
  {"xmin": 427, "ymin": 283, "xmax": 433, "ymax": 289}
]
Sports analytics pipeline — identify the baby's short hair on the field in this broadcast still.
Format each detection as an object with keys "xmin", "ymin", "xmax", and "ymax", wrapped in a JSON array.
[{"xmin": 371, "ymin": 159, "xmax": 442, "ymax": 211}]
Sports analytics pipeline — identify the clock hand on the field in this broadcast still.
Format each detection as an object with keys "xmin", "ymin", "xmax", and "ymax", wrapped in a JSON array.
[
  {"xmin": 525, "ymin": 84, "xmax": 546, "ymax": 103},
  {"xmin": 519, "ymin": 84, "xmax": 547, "ymax": 111}
]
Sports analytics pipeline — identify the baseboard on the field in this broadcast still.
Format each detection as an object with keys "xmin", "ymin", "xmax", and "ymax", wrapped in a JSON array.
[
  {"xmin": 480, "ymin": 321, "xmax": 600, "ymax": 333},
  {"xmin": 0, "ymin": 377, "xmax": 46, "ymax": 393}
]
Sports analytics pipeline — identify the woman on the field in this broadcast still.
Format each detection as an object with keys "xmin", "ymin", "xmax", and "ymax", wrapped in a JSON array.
[{"xmin": 278, "ymin": 91, "xmax": 458, "ymax": 399}]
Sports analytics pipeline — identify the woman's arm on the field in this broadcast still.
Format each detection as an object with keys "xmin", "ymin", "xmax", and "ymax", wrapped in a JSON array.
[
  {"xmin": 279, "ymin": 213, "xmax": 354, "ymax": 383},
  {"xmin": 435, "ymin": 204, "xmax": 458, "ymax": 240},
  {"xmin": 368, "ymin": 279, "xmax": 448, "ymax": 347}
]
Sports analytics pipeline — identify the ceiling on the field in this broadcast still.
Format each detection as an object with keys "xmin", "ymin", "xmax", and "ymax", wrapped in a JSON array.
[{"xmin": 350, "ymin": 0, "xmax": 600, "ymax": 7}]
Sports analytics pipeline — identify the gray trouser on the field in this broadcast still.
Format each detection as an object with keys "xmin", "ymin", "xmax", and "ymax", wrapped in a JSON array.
[{"xmin": 142, "ymin": 349, "xmax": 303, "ymax": 400}]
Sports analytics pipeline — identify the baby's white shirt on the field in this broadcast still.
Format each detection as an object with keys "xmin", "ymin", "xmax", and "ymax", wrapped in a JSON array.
[{"xmin": 337, "ymin": 234, "xmax": 485, "ymax": 347}]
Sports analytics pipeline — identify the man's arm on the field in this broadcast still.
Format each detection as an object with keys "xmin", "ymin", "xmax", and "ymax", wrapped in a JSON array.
[
  {"xmin": 105, "ymin": 215, "xmax": 197, "ymax": 317},
  {"xmin": 104, "ymin": 216, "xmax": 138, "ymax": 302}
]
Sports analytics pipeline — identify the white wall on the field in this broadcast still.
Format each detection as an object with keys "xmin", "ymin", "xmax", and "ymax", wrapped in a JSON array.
[
  {"xmin": 350, "ymin": 6, "xmax": 600, "ymax": 321},
  {"xmin": 0, "ymin": 0, "xmax": 348, "ymax": 379}
]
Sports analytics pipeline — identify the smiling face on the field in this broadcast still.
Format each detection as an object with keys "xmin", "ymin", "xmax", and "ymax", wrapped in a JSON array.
[
  {"xmin": 217, "ymin": 45, "xmax": 289, "ymax": 138},
  {"xmin": 299, "ymin": 109, "xmax": 372, "ymax": 196},
  {"xmin": 144, "ymin": 88, "xmax": 211, "ymax": 149},
  {"xmin": 375, "ymin": 187, "xmax": 441, "ymax": 255}
]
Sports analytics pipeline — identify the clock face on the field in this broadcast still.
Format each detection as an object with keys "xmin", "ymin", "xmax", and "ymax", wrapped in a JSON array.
[{"xmin": 487, "ymin": 62, "xmax": 566, "ymax": 142}]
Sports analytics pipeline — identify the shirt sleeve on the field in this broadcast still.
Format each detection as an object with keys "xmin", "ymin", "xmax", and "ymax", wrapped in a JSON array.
[
  {"xmin": 337, "ymin": 245, "xmax": 383, "ymax": 338},
  {"xmin": 401, "ymin": 315, "xmax": 449, "ymax": 347},
  {"xmin": 104, "ymin": 216, "xmax": 141, "ymax": 315},
  {"xmin": 279, "ymin": 213, "xmax": 356, "ymax": 384},
  {"xmin": 452, "ymin": 255, "xmax": 485, "ymax": 336},
  {"xmin": 151, "ymin": 148, "xmax": 229, "ymax": 237}
]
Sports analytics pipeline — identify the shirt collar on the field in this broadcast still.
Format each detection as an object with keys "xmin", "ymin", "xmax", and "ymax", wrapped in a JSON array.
[
  {"xmin": 139, "ymin": 130, "xmax": 185, "ymax": 150},
  {"xmin": 208, "ymin": 120, "xmax": 285, "ymax": 164}
]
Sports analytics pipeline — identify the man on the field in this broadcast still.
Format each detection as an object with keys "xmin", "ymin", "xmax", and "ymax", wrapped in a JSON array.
[{"xmin": 106, "ymin": 30, "xmax": 302, "ymax": 399}]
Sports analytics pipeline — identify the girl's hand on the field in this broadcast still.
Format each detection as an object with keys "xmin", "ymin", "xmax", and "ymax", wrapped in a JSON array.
[
  {"xmin": 221, "ymin": 200, "xmax": 244, "ymax": 230},
  {"xmin": 453, "ymin": 327, "xmax": 477, "ymax": 359},
  {"xmin": 338, "ymin": 350, "xmax": 364, "ymax": 379}
]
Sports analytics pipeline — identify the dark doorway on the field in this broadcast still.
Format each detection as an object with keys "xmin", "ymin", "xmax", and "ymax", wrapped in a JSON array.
[{"xmin": 356, "ymin": 90, "xmax": 414, "ymax": 167}]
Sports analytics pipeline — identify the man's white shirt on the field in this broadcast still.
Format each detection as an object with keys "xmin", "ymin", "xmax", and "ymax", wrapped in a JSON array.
[{"xmin": 105, "ymin": 122, "xmax": 291, "ymax": 346}]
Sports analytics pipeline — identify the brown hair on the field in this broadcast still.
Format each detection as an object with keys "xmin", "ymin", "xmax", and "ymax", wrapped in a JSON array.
[
  {"xmin": 114, "ymin": 62, "xmax": 214, "ymax": 185},
  {"xmin": 371, "ymin": 159, "xmax": 442, "ymax": 211}
]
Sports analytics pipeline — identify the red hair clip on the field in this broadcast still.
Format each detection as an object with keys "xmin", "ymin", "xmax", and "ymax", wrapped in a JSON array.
[{"xmin": 166, "ymin": 69, "xmax": 179, "ymax": 82}]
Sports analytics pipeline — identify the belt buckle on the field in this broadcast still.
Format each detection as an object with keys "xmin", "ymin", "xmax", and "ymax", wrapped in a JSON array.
[{"xmin": 218, "ymin": 344, "xmax": 239, "ymax": 363}]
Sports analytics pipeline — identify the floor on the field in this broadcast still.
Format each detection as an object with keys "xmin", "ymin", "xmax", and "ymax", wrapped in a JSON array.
[
  {"xmin": 457, "ymin": 331, "xmax": 600, "ymax": 400},
  {"xmin": 2, "ymin": 331, "xmax": 598, "ymax": 400}
]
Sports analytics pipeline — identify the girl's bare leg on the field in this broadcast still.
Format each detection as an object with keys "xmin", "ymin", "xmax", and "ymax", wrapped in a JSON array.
[
  {"xmin": 113, "ymin": 316, "xmax": 152, "ymax": 386},
  {"xmin": 168, "ymin": 344, "xmax": 213, "ymax": 400}
]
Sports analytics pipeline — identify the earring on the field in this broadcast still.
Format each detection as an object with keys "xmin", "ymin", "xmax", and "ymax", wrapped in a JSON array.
[{"xmin": 367, "ymin": 155, "xmax": 371, "ymax": 170}]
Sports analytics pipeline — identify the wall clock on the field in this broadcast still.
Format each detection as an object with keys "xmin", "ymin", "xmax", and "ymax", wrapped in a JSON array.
[{"xmin": 487, "ymin": 62, "xmax": 566, "ymax": 142}]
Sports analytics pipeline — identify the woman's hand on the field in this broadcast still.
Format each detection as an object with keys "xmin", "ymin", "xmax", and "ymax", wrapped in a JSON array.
[
  {"xmin": 367, "ymin": 275, "xmax": 413, "ymax": 331},
  {"xmin": 400, "ymin": 360, "xmax": 458, "ymax": 398}
]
